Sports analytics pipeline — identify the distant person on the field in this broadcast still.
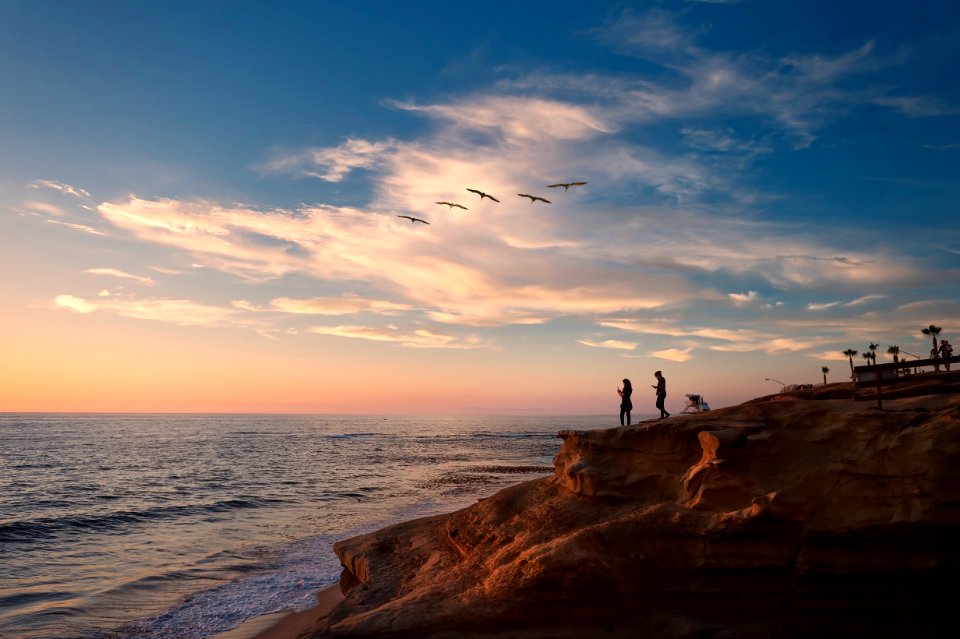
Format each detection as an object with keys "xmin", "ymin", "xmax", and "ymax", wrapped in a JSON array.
[
  {"xmin": 940, "ymin": 340, "xmax": 953, "ymax": 371},
  {"xmin": 652, "ymin": 371, "xmax": 670, "ymax": 419},
  {"xmin": 617, "ymin": 379, "xmax": 633, "ymax": 426},
  {"xmin": 931, "ymin": 344, "xmax": 941, "ymax": 372}
]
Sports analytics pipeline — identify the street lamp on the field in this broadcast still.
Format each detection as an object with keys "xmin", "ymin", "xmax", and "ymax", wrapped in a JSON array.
[
  {"xmin": 900, "ymin": 350, "xmax": 921, "ymax": 375},
  {"xmin": 764, "ymin": 377, "xmax": 786, "ymax": 391}
]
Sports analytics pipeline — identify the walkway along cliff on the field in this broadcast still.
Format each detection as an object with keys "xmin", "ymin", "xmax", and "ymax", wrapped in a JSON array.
[{"xmin": 291, "ymin": 377, "xmax": 960, "ymax": 638}]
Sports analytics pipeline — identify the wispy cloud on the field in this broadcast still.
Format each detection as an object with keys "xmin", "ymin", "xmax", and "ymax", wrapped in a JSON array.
[
  {"xmin": 651, "ymin": 347, "xmax": 693, "ymax": 362},
  {"xmin": 390, "ymin": 96, "xmax": 615, "ymax": 142},
  {"xmin": 25, "ymin": 200, "xmax": 66, "ymax": 217},
  {"xmin": 577, "ymin": 338, "xmax": 637, "ymax": 350},
  {"xmin": 574, "ymin": 9, "xmax": 953, "ymax": 148},
  {"xmin": 810, "ymin": 350, "xmax": 855, "ymax": 362},
  {"xmin": 262, "ymin": 296, "xmax": 412, "ymax": 315},
  {"xmin": 845, "ymin": 294, "xmax": 887, "ymax": 306},
  {"xmin": 260, "ymin": 138, "xmax": 399, "ymax": 182},
  {"xmin": 85, "ymin": 268, "xmax": 156, "ymax": 285},
  {"xmin": 28, "ymin": 180, "xmax": 91, "ymax": 199},
  {"xmin": 873, "ymin": 95, "xmax": 960, "ymax": 118},
  {"xmin": 54, "ymin": 294, "xmax": 243, "ymax": 328},
  {"xmin": 807, "ymin": 294, "xmax": 887, "ymax": 311},
  {"xmin": 45, "ymin": 219, "xmax": 106, "ymax": 236},
  {"xmin": 680, "ymin": 127, "xmax": 770, "ymax": 155},
  {"xmin": 307, "ymin": 325, "xmax": 489, "ymax": 349},
  {"xmin": 806, "ymin": 301, "xmax": 841, "ymax": 311}
]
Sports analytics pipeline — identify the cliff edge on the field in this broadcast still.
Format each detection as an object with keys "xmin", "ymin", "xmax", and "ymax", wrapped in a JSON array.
[{"xmin": 296, "ymin": 380, "xmax": 960, "ymax": 638}]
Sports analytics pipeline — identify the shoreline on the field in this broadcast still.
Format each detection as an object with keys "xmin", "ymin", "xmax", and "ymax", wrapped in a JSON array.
[{"xmin": 212, "ymin": 585, "xmax": 344, "ymax": 639}]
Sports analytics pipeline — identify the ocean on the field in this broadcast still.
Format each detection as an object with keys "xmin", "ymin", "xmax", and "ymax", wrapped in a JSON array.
[{"xmin": 0, "ymin": 413, "xmax": 614, "ymax": 639}]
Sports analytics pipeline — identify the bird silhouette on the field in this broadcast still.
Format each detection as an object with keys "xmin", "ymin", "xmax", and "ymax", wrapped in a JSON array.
[
  {"xmin": 546, "ymin": 181, "xmax": 588, "ymax": 191},
  {"xmin": 466, "ymin": 188, "xmax": 500, "ymax": 202},
  {"xmin": 397, "ymin": 215, "xmax": 430, "ymax": 225},
  {"xmin": 517, "ymin": 193, "xmax": 551, "ymax": 204},
  {"xmin": 435, "ymin": 201, "xmax": 468, "ymax": 210}
]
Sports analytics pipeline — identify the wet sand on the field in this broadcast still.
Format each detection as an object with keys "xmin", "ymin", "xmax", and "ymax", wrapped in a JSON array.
[{"xmin": 212, "ymin": 585, "xmax": 343, "ymax": 639}]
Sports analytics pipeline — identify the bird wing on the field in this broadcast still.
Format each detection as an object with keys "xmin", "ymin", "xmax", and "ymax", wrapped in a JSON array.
[
  {"xmin": 435, "ymin": 201, "xmax": 450, "ymax": 206},
  {"xmin": 416, "ymin": 218, "xmax": 430, "ymax": 224},
  {"xmin": 466, "ymin": 188, "xmax": 482, "ymax": 196},
  {"xmin": 570, "ymin": 181, "xmax": 587, "ymax": 186},
  {"xmin": 536, "ymin": 197, "xmax": 551, "ymax": 203},
  {"xmin": 454, "ymin": 204, "xmax": 468, "ymax": 210},
  {"xmin": 518, "ymin": 193, "xmax": 534, "ymax": 200},
  {"xmin": 488, "ymin": 195, "xmax": 500, "ymax": 202},
  {"xmin": 546, "ymin": 183, "xmax": 566, "ymax": 188},
  {"xmin": 397, "ymin": 215, "xmax": 413, "ymax": 221}
]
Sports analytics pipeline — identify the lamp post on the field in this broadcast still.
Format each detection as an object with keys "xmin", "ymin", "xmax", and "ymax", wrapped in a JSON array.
[
  {"xmin": 901, "ymin": 350, "xmax": 921, "ymax": 375},
  {"xmin": 764, "ymin": 377, "xmax": 786, "ymax": 392}
]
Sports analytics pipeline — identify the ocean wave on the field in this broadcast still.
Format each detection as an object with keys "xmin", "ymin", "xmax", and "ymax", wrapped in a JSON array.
[
  {"xmin": 0, "ymin": 498, "xmax": 287, "ymax": 544},
  {"xmin": 468, "ymin": 465, "xmax": 554, "ymax": 474},
  {"xmin": 0, "ymin": 589, "xmax": 75, "ymax": 611},
  {"xmin": 324, "ymin": 432, "xmax": 382, "ymax": 440}
]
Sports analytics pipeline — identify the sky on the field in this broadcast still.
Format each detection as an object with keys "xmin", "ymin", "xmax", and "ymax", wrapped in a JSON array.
[{"xmin": 1, "ymin": 0, "xmax": 958, "ymax": 414}]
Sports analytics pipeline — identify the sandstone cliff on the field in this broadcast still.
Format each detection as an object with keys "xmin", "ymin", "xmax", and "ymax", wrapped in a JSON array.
[{"xmin": 298, "ymin": 380, "xmax": 960, "ymax": 638}]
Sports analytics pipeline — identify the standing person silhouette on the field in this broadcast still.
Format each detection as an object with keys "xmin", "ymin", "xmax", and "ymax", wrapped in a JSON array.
[
  {"xmin": 652, "ymin": 371, "xmax": 670, "ymax": 419},
  {"xmin": 940, "ymin": 340, "xmax": 953, "ymax": 371},
  {"xmin": 617, "ymin": 379, "xmax": 633, "ymax": 426}
]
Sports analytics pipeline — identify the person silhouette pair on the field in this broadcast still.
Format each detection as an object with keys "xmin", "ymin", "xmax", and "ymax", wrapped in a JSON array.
[{"xmin": 617, "ymin": 371, "xmax": 670, "ymax": 425}]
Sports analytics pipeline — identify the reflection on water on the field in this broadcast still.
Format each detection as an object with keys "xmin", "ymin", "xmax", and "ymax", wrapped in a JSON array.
[{"xmin": 0, "ymin": 414, "xmax": 608, "ymax": 638}]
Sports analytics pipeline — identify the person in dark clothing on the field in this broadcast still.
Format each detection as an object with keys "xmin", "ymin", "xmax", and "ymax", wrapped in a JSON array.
[
  {"xmin": 652, "ymin": 371, "xmax": 669, "ymax": 419},
  {"xmin": 617, "ymin": 378, "xmax": 633, "ymax": 426}
]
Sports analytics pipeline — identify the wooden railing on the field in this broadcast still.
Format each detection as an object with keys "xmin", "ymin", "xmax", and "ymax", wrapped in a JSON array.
[{"xmin": 852, "ymin": 355, "xmax": 960, "ymax": 407}]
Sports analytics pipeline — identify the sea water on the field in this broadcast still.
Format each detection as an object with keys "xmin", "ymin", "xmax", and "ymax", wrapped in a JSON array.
[{"xmin": 0, "ymin": 413, "xmax": 613, "ymax": 639}]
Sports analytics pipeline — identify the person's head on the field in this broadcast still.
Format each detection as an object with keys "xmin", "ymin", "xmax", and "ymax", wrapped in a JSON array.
[
  {"xmin": 623, "ymin": 378, "xmax": 632, "ymax": 390},
  {"xmin": 654, "ymin": 370, "xmax": 662, "ymax": 379}
]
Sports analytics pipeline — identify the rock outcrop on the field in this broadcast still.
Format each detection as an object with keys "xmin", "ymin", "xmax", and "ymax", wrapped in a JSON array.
[{"xmin": 299, "ymin": 380, "xmax": 960, "ymax": 638}]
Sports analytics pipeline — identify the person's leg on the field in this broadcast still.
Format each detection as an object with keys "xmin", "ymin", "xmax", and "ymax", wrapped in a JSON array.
[
  {"xmin": 626, "ymin": 409, "xmax": 631, "ymax": 426},
  {"xmin": 620, "ymin": 406, "xmax": 626, "ymax": 426}
]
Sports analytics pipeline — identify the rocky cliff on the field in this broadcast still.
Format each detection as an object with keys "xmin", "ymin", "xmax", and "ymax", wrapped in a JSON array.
[{"xmin": 298, "ymin": 380, "xmax": 960, "ymax": 638}]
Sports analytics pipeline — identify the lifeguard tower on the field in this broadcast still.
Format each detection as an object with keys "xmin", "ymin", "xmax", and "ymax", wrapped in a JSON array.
[{"xmin": 680, "ymin": 393, "xmax": 710, "ymax": 414}]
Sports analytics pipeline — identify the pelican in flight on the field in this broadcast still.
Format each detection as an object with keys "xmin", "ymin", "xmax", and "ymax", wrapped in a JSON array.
[
  {"xmin": 466, "ymin": 188, "xmax": 500, "ymax": 202},
  {"xmin": 435, "ymin": 201, "xmax": 468, "ymax": 210},
  {"xmin": 547, "ymin": 181, "xmax": 588, "ymax": 191},
  {"xmin": 517, "ymin": 193, "xmax": 551, "ymax": 204},
  {"xmin": 397, "ymin": 215, "xmax": 430, "ymax": 225}
]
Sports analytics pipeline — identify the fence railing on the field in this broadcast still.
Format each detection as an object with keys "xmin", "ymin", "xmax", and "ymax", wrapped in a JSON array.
[{"xmin": 852, "ymin": 355, "xmax": 960, "ymax": 407}]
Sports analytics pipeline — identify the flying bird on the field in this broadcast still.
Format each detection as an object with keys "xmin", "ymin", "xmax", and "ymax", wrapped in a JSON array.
[
  {"xmin": 397, "ymin": 215, "xmax": 430, "ymax": 225},
  {"xmin": 435, "ymin": 201, "xmax": 468, "ymax": 210},
  {"xmin": 546, "ymin": 181, "xmax": 588, "ymax": 191},
  {"xmin": 466, "ymin": 188, "xmax": 500, "ymax": 202},
  {"xmin": 517, "ymin": 193, "xmax": 551, "ymax": 204}
]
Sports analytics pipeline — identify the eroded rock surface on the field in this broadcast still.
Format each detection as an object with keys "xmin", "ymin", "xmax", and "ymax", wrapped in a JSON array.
[{"xmin": 304, "ymin": 382, "xmax": 960, "ymax": 638}]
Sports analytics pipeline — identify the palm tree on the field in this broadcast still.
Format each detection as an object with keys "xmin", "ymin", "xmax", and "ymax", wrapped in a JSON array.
[
  {"xmin": 821, "ymin": 365, "xmax": 829, "ymax": 384},
  {"xmin": 843, "ymin": 348, "xmax": 858, "ymax": 375},
  {"xmin": 868, "ymin": 342, "xmax": 879, "ymax": 359},
  {"xmin": 921, "ymin": 325, "xmax": 942, "ymax": 353},
  {"xmin": 922, "ymin": 325, "xmax": 943, "ymax": 371},
  {"xmin": 887, "ymin": 345, "xmax": 900, "ymax": 364},
  {"xmin": 863, "ymin": 352, "xmax": 875, "ymax": 366}
]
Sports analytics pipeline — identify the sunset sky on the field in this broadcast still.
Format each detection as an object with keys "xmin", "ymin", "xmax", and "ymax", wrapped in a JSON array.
[{"xmin": 2, "ymin": 1, "xmax": 958, "ymax": 414}]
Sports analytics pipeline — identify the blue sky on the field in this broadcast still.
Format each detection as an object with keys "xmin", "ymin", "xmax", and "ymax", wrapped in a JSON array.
[{"xmin": 2, "ymin": 1, "xmax": 958, "ymax": 412}]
